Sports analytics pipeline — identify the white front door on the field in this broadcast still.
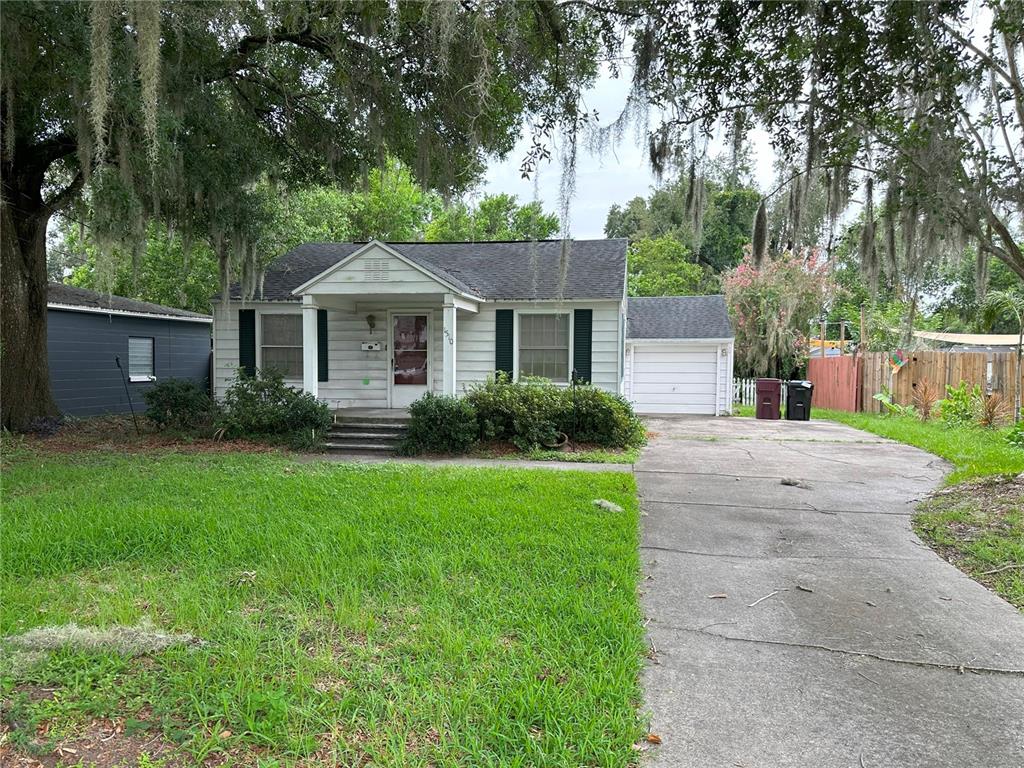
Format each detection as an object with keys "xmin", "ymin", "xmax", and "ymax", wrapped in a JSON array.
[{"xmin": 390, "ymin": 313, "xmax": 429, "ymax": 407}]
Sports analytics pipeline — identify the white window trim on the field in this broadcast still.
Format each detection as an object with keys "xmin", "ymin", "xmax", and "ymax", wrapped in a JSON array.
[
  {"xmin": 256, "ymin": 307, "xmax": 304, "ymax": 382},
  {"xmin": 513, "ymin": 308, "xmax": 574, "ymax": 385},
  {"xmin": 127, "ymin": 336, "xmax": 156, "ymax": 382}
]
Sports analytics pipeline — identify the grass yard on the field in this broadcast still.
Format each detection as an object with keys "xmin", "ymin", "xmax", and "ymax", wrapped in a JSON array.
[{"xmin": 1, "ymin": 448, "xmax": 645, "ymax": 767}]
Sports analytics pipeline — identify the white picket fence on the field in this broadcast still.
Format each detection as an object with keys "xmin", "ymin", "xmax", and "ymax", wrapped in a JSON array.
[{"xmin": 733, "ymin": 377, "xmax": 788, "ymax": 407}]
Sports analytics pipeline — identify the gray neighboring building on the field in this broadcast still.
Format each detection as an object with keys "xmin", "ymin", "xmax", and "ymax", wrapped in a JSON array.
[{"xmin": 47, "ymin": 283, "xmax": 212, "ymax": 417}]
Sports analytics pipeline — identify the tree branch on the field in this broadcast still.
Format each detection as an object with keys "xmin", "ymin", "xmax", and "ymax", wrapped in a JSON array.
[{"xmin": 43, "ymin": 171, "xmax": 84, "ymax": 212}]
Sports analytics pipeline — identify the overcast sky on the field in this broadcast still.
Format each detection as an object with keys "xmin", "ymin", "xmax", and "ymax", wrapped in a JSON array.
[{"xmin": 480, "ymin": 65, "xmax": 778, "ymax": 239}]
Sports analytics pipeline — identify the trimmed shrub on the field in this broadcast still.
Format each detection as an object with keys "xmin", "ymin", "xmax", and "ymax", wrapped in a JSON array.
[
  {"xmin": 400, "ymin": 394, "xmax": 478, "ymax": 455},
  {"xmin": 465, "ymin": 374, "xmax": 562, "ymax": 452},
  {"xmin": 465, "ymin": 374, "xmax": 645, "ymax": 452},
  {"xmin": 217, "ymin": 369, "xmax": 331, "ymax": 448},
  {"xmin": 143, "ymin": 379, "xmax": 215, "ymax": 431},
  {"xmin": 557, "ymin": 386, "xmax": 646, "ymax": 448}
]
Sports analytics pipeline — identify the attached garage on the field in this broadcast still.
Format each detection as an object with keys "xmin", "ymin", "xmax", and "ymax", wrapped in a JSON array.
[{"xmin": 624, "ymin": 296, "xmax": 734, "ymax": 415}]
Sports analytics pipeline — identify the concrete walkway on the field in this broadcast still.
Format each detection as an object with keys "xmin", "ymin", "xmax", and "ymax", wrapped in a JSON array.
[{"xmin": 637, "ymin": 416, "xmax": 1024, "ymax": 767}]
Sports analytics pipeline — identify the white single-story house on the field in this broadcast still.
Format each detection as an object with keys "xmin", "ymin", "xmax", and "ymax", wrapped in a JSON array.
[{"xmin": 212, "ymin": 239, "xmax": 733, "ymax": 415}]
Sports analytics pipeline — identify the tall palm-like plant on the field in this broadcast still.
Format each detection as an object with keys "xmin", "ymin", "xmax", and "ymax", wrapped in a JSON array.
[{"xmin": 982, "ymin": 289, "xmax": 1024, "ymax": 422}]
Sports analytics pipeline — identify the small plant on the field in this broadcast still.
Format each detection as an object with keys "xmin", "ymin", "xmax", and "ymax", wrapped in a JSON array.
[
  {"xmin": 143, "ymin": 378, "xmax": 215, "ymax": 431},
  {"xmin": 912, "ymin": 379, "xmax": 940, "ymax": 421},
  {"xmin": 400, "ymin": 394, "xmax": 478, "ymax": 455},
  {"xmin": 1006, "ymin": 415, "xmax": 1024, "ymax": 449},
  {"xmin": 872, "ymin": 386, "xmax": 915, "ymax": 418},
  {"xmin": 217, "ymin": 369, "xmax": 331, "ymax": 449},
  {"xmin": 978, "ymin": 392, "xmax": 1009, "ymax": 429},
  {"xmin": 939, "ymin": 381, "xmax": 981, "ymax": 427}
]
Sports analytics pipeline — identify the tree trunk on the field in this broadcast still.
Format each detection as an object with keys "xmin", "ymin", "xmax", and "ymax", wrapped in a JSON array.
[{"xmin": 1, "ymin": 193, "xmax": 58, "ymax": 431}]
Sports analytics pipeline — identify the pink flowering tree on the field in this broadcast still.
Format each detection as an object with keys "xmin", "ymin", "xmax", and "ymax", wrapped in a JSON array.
[{"xmin": 723, "ymin": 247, "xmax": 834, "ymax": 378}]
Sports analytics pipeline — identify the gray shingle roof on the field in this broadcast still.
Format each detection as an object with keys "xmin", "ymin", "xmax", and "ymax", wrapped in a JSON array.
[
  {"xmin": 48, "ymin": 283, "xmax": 211, "ymax": 320},
  {"xmin": 627, "ymin": 295, "xmax": 733, "ymax": 340},
  {"xmin": 224, "ymin": 240, "xmax": 628, "ymax": 301}
]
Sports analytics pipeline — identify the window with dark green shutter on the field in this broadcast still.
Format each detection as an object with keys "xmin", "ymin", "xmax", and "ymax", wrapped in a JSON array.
[
  {"xmin": 238, "ymin": 309, "xmax": 256, "ymax": 376},
  {"xmin": 572, "ymin": 309, "xmax": 592, "ymax": 383},
  {"xmin": 317, "ymin": 309, "xmax": 328, "ymax": 382},
  {"xmin": 495, "ymin": 309, "xmax": 514, "ymax": 377}
]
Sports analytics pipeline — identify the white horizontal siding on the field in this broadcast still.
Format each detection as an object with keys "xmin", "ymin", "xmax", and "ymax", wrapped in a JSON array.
[
  {"xmin": 455, "ymin": 302, "xmax": 621, "ymax": 394},
  {"xmin": 215, "ymin": 299, "xmax": 626, "ymax": 404},
  {"xmin": 306, "ymin": 248, "xmax": 448, "ymax": 295}
]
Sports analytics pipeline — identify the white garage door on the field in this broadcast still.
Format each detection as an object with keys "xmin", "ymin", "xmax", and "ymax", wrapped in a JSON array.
[{"xmin": 629, "ymin": 343, "xmax": 718, "ymax": 414}]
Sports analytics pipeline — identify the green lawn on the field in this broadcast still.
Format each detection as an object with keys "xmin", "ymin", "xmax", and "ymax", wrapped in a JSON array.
[{"xmin": 1, "ymin": 450, "xmax": 645, "ymax": 766}]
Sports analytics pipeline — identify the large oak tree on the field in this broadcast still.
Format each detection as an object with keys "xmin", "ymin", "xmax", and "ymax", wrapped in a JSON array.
[{"xmin": 0, "ymin": 0, "xmax": 599, "ymax": 429}]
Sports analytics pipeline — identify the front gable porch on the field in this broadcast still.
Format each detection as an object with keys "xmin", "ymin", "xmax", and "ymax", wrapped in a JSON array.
[{"xmin": 291, "ymin": 241, "xmax": 481, "ymax": 406}]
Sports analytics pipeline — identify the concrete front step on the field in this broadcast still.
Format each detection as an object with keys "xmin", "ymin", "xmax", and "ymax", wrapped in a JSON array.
[
  {"xmin": 324, "ymin": 441, "xmax": 399, "ymax": 452},
  {"xmin": 327, "ymin": 430, "xmax": 405, "ymax": 441}
]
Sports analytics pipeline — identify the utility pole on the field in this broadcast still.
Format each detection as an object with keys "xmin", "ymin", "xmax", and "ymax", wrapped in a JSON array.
[
  {"xmin": 859, "ymin": 303, "xmax": 867, "ymax": 356},
  {"xmin": 819, "ymin": 319, "xmax": 827, "ymax": 358},
  {"xmin": 839, "ymin": 321, "xmax": 846, "ymax": 355}
]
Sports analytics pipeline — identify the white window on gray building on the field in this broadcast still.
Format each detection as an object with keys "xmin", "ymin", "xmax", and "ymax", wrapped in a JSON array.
[{"xmin": 128, "ymin": 336, "xmax": 155, "ymax": 381}]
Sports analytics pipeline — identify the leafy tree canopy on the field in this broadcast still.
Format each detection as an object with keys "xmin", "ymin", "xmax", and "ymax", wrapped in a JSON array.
[
  {"xmin": 627, "ymin": 236, "xmax": 718, "ymax": 297},
  {"xmin": 1, "ymin": 0, "xmax": 600, "ymax": 427},
  {"xmin": 424, "ymin": 193, "xmax": 559, "ymax": 242}
]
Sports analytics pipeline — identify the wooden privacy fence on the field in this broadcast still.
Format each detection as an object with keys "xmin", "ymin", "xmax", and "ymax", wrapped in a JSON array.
[
  {"xmin": 806, "ymin": 356, "xmax": 861, "ymax": 411},
  {"xmin": 804, "ymin": 350, "xmax": 1023, "ymax": 413}
]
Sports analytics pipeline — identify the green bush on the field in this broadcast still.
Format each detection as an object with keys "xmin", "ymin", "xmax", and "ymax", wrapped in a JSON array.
[
  {"xmin": 217, "ymin": 369, "xmax": 331, "ymax": 449},
  {"xmin": 1006, "ymin": 416, "xmax": 1024, "ymax": 450},
  {"xmin": 143, "ymin": 378, "xmax": 215, "ymax": 431},
  {"xmin": 400, "ymin": 394, "xmax": 478, "ymax": 455},
  {"xmin": 465, "ymin": 374, "xmax": 563, "ymax": 452},
  {"xmin": 558, "ymin": 386, "xmax": 646, "ymax": 448},
  {"xmin": 464, "ymin": 374, "xmax": 645, "ymax": 452},
  {"xmin": 940, "ymin": 382, "xmax": 982, "ymax": 427}
]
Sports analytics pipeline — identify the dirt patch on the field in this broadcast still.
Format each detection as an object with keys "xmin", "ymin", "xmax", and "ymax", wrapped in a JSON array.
[
  {"xmin": 0, "ymin": 717, "xmax": 181, "ymax": 768},
  {"xmin": 13, "ymin": 415, "xmax": 279, "ymax": 458},
  {"xmin": 915, "ymin": 474, "xmax": 1023, "ymax": 608}
]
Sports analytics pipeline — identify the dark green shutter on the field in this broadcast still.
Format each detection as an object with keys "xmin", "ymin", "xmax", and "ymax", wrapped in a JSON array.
[
  {"xmin": 238, "ymin": 309, "xmax": 256, "ymax": 376},
  {"xmin": 495, "ymin": 309, "xmax": 514, "ymax": 377},
  {"xmin": 317, "ymin": 309, "xmax": 328, "ymax": 382},
  {"xmin": 573, "ymin": 309, "xmax": 592, "ymax": 384}
]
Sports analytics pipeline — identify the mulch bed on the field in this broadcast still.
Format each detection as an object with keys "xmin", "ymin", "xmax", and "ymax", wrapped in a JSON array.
[{"xmin": 8, "ymin": 416, "xmax": 277, "ymax": 458}]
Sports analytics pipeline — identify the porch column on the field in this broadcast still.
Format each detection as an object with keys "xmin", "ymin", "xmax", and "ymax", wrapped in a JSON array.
[
  {"xmin": 442, "ymin": 295, "xmax": 457, "ymax": 396},
  {"xmin": 302, "ymin": 295, "xmax": 319, "ymax": 398}
]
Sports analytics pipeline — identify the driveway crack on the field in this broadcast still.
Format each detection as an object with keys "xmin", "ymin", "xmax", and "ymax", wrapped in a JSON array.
[{"xmin": 659, "ymin": 623, "xmax": 1024, "ymax": 677}]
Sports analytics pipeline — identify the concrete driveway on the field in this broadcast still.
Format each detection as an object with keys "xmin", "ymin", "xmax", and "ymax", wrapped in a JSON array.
[{"xmin": 637, "ymin": 416, "xmax": 1024, "ymax": 767}]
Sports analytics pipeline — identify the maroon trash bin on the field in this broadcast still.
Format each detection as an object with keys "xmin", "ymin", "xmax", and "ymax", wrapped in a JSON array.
[{"xmin": 756, "ymin": 378, "xmax": 782, "ymax": 420}]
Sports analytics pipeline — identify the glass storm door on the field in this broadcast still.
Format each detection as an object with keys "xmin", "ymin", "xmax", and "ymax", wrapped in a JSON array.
[{"xmin": 391, "ymin": 314, "xmax": 429, "ymax": 407}]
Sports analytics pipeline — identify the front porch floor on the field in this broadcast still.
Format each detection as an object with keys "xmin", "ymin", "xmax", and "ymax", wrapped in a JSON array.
[{"xmin": 333, "ymin": 407, "xmax": 411, "ymax": 423}]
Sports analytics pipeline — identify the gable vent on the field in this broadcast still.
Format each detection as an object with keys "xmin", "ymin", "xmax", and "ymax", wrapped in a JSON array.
[{"xmin": 363, "ymin": 258, "xmax": 390, "ymax": 281}]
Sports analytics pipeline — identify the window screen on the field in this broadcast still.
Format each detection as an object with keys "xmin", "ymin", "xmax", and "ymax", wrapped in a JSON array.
[
  {"xmin": 128, "ymin": 337, "xmax": 154, "ymax": 380},
  {"xmin": 261, "ymin": 314, "xmax": 303, "ymax": 378},
  {"xmin": 519, "ymin": 313, "xmax": 569, "ymax": 382}
]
